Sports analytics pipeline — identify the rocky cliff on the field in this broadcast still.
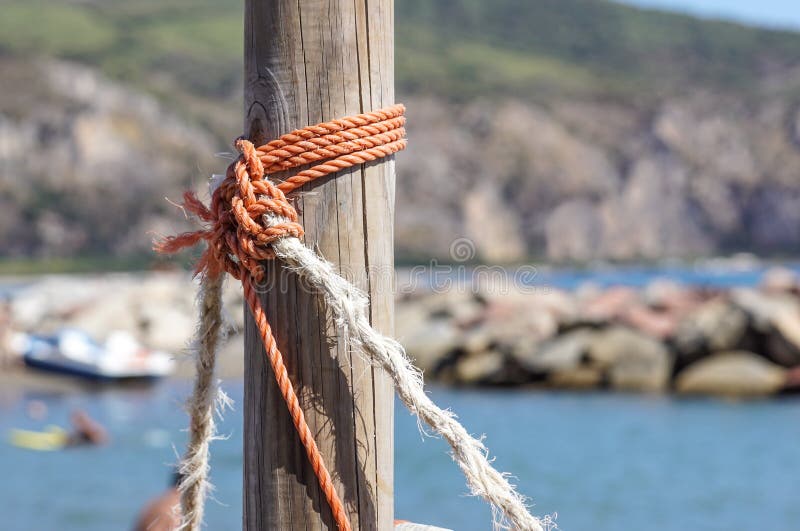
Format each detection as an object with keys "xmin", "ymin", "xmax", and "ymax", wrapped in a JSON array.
[
  {"xmin": 399, "ymin": 91, "xmax": 800, "ymax": 262},
  {"xmin": 0, "ymin": 59, "xmax": 216, "ymax": 260}
]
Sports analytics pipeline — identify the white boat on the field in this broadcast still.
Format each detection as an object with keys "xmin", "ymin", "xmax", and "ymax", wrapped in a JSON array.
[{"xmin": 14, "ymin": 329, "xmax": 174, "ymax": 381}]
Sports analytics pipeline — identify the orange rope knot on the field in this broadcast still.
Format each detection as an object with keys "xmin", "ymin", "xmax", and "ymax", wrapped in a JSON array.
[
  {"xmin": 157, "ymin": 104, "xmax": 406, "ymax": 531},
  {"xmin": 157, "ymin": 104, "xmax": 406, "ymax": 281}
]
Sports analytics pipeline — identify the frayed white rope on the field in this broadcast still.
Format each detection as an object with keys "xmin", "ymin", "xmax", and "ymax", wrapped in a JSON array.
[
  {"xmin": 177, "ymin": 274, "xmax": 226, "ymax": 530},
  {"xmin": 266, "ymin": 215, "xmax": 551, "ymax": 531}
]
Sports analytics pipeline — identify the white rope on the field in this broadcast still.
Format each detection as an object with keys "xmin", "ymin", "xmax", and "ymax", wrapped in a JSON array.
[
  {"xmin": 177, "ymin": 273, "xmax": 228, "ymax": 530},
  {"xmin": 268, "ymin": 218, "xmax": 550, "ymax": 531}
]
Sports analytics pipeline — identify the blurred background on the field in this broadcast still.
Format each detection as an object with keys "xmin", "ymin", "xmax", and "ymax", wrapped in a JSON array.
[{"xmin": 1, "ymin": 0, "xmax": 800, "ymax": 530}]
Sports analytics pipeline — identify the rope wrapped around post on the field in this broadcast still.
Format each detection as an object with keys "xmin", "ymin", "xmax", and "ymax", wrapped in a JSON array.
[{"xmin": 157, "ymin": 104, "xmax": 549, "ymax": 531}]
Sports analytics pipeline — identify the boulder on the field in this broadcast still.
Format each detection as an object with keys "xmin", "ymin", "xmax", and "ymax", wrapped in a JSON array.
[
  {"xmin": 672, "ymin": 299, "xmax": 749, "ymax": 368},
  {"xmin": 534, "ymin": 289, "xmax": 579, "ymax": 325},
  {"xmin": 514, "ymin": 328, "xmax": 595, "ymax": 373},
  {"xmin": 418, "ymin": 290, "xmax": 485, "ymax": 324},
  {"xmin": 460, "ymin": 327, "xmax": 494, "ymax": 355},
  {"xmin": 731, "ymin": 289, "xmax": 800, "ymax": 367},
  {"xmin": 782, "ymin": 366, "xmax": 800, "ymax": 394},
  {"xmin": 581, "ymin": 286, "xmax": 639, "ymax": 322},
  {"xmin": 731, "ymin": 288, "xmax": 797, "ymax": 332},
  {"xmin": 770, "ymin": 309, "xmax": 800, "ymax": 365},
  {"xmin": 643, "ymin": 279, "xmax": 708, "ymax": 317},
  {"xmin": 399, "ymin": 318, "xmax": 460, "ymax": 374},
  {"xmin": 547, "ymin": 366, "xmax": 604, "ymax": 390},
  {"xmin": 675, "ymin": 351, "xmax": 786, "ymax": 397},
  {"xmin": 481, "ymin": 299, "xmax": 560, "ymax": 346},
  {"xmin": 643, "ymin": 279, "xmax": 690, "ymax": 309},
  {"xmin": 621, "ymin": 305, "xmax": 679, "ymax": 339},
  {"xmin": 451, "ymin": 350, "xmax": 507, "ymax": 386},
  {"xmin": 588, "ymin": 326, "xmax": 672, "ymax": 392},
  {"xmin": 512, "ymin": 328, "xmax": 604, "ymax": 389}
]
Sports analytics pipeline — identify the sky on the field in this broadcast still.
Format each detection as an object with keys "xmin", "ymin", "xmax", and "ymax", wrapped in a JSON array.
[{"xmin": 617, "ymin": 0, "xmax": 800, "ymax": 31}]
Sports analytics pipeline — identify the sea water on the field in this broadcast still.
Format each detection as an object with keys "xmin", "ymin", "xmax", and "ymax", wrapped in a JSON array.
[{"xmin": 1, "ymin": 382, "xmax": 798, "ymax": 531}]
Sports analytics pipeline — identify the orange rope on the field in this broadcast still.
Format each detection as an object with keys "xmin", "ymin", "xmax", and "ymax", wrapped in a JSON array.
[{"xmin": 157, "ymin": 104, "xmax": 406, "ymax": 531}]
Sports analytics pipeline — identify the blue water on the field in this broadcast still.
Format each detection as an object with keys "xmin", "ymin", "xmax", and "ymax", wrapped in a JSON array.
[
  {"xmin": 536, "ymin": 262, "xmax": 800, "ymax": 290},
  {"xmin": 1, "ymin": 382, "xmax": 798, "ymax": 531},
  {"xmin": 396, "ymin": 261, "xmax": 800, "ymax": 295}
]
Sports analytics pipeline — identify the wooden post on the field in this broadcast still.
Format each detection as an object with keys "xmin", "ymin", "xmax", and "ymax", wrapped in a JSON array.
[{"xmin": 243, "ymin": 1, "xmax": 395, "ymax": 530}]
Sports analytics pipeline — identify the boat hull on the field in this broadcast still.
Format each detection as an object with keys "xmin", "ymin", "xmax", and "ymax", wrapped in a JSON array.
[{"xmin": 23, "ymin": 356, "xmax": 166, "ymax": 381}]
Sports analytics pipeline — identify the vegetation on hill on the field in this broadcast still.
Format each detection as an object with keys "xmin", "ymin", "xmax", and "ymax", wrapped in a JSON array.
[
  {"xmin": 398, "ymin": 0, "xmax": 800, "ymax": 101},
  {"xmin": 3, "ymin": 0, "xmax": 800, "ymax": 111}
]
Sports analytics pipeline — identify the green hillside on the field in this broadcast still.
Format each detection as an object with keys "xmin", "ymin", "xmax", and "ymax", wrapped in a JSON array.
[
  {"xmin": 3, "ymin": 0, "xmax": 800, "ymax": 115},
  {"xmin": 397, "ymin": 0, "xmax": 800, "ymax": 101}
]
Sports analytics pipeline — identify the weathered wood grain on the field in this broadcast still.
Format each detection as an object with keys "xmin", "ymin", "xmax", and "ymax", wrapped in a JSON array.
[{"xmin": 243, "ymin": 1, "xmax": 395, "ymax": 530}]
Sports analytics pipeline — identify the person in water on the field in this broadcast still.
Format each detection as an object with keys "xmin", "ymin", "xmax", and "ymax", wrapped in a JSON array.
[
  {"xmin": 8, "ymin": 408, "xmax": 108, "ymax": 451},
  {"xmin": 65, "ymin": 409, "xmax": 108, "ymax": 446},
  {"xmin": 133, "ymin": 470, "xmax": 182, "ymax": 531}
]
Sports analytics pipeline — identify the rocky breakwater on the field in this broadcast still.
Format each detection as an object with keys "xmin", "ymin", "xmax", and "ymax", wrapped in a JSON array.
[
  {"xmin": 6, "ymin": 267, "xmax": 800, "ymax": 398},
  {"xmin": 397, "ymin": 268, "xmax": 800, "ymax": 398}
]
